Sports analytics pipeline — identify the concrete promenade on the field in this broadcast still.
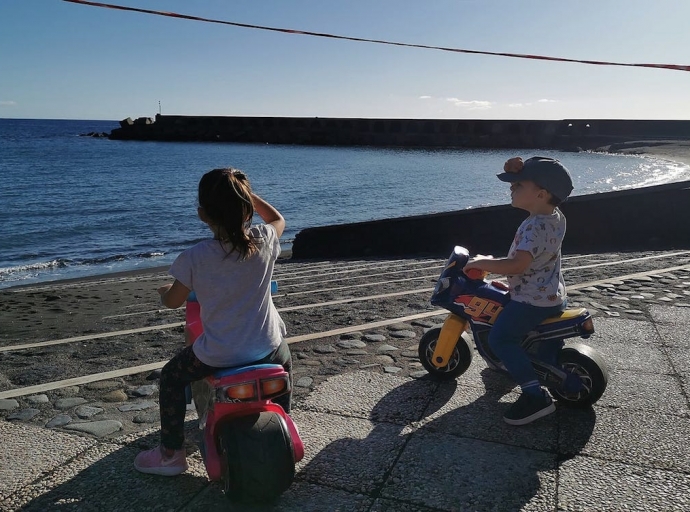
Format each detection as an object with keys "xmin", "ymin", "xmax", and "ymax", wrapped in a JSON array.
[{"xmin": 1, "ymin": 252, "xmax": 690, "ymax": 511}]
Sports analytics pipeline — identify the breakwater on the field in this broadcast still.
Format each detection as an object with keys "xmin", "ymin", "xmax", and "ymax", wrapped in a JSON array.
[
  {"xmin": 110, "ymin": 115, "xmax": 690, "ymax": 150},
  {"xmin": 291, "ymin": 180, "xmax": 690, "ymax": 259}
]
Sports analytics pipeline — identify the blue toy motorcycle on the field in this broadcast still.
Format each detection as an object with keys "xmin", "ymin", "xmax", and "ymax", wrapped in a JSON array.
[{"xmin": 418, "ymin": 246, "xmax": 608, "ymax": 407}]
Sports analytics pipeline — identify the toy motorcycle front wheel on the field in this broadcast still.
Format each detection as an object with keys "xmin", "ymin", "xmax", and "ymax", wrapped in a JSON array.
[
  {"xmin": 418, "ymin": 327, "xmax": 473, "ymax": 380},
  {"xmin": 219, "ymin": 412, "xmax": 295, "ymax": 503},
  {"xmin": 548, "ymin": 343, "xmax": 609, "ymax": 408}
]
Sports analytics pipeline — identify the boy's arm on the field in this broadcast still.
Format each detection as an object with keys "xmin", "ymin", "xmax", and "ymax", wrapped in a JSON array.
[
  {"xmin": 464, "ymin": 250, "xmax": 533, "ymax": 276},
  {"xmin": 251, "ymin": 193, "xmax": 285, "ymax": 238},
  {"xmin": 158, "ymin": 280, "xmax": 191, "ymax": 309}
]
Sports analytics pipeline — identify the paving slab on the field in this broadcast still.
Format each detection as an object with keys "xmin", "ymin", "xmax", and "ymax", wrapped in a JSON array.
[
  {"xmin": 596, "ymin": 369, "xmax": 688, "ymax": 415},
  {"xmin": 290, "ymin": 410, "xmax": 406, "ymax": 494},
  {"xmin": 299, "ymin": 371, "xmax": 436, "ymax": 424},
  {"xmin": 0, "ymin": 421, "xmax": 94, "ymax": 500},
  {"xmin": 666, "ymin": 344, "xmax": 690, "ymax": 399},
  {"xmin": 181, "ymin": 482, "xmax": 374, "ymax": 512},
  {"xmin": 379, "ymin": 429, "xmax": 557, "ymax": 512},
  {"xmin": 557, "ymin": 456, "xmax": 690, "ymax": 511},
  {"xmin": 589, "ymin": 317, "xmax": 662, "ymax": 345},
  {"xmin": 579, "ymin": 319, "xmax": 673, "ymax": 373},
  {"xmin": 416, "ymin": 376, "xmax": 559, "ymax": 452},
  {"xmin": 369, "ymin": 499, "xmax": 439, "ymax": 512},
  {"xmin": 649, "ymin": 304, "xmax": 690, "ymax": 328},
  {"xmin": 559, "ymin": 407, "xmax": 690, "ymax": 472},
  {"xmin": 6, "ymin": 439, "xmax": 208, "ymax": 512}
]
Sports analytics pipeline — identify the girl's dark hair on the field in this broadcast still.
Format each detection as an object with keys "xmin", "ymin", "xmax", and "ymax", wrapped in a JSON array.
[{"xmin": 198, "ymin": 168, "xmax": 257, "ymax": 260}]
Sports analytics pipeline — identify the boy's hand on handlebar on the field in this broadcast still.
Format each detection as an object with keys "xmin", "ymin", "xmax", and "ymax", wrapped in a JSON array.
[
  {"xmin": 464, "ymin": 255, "xmax": 493, "ymax": 269},
  {"xmin": 463, "ymin": 256, "xmax": 493, "ymax": 279},
  {"xmin": 504, "ymin": 157, "xmax": 523, "ymax": 173}
]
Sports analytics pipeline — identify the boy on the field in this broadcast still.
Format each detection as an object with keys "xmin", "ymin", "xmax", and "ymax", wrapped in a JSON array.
[{"xmin": 464, "ymin": 156, "xmax": 574, "ymax": 425}]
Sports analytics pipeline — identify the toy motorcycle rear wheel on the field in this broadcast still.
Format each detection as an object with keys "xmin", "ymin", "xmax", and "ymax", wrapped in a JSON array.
[
  {"xmin": 418, "ymin": 327, "xmax": 473, "ymax": 380},
  {"xmin": 548, "ymin": 343, "xmax": 609, "ymax": 408},
  {"xmin": 219, "ymin": 412, "xmax": 295, "ymax": 503}
]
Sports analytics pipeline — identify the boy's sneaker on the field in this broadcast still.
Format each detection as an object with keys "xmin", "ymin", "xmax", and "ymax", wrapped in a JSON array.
[
  {"xmin": 503, "ymin": 392, "xmax": 556, "ymax": 426},
  {"xmin": 134, "ymin": 445, "xmax": 188, "ymax": 476}
]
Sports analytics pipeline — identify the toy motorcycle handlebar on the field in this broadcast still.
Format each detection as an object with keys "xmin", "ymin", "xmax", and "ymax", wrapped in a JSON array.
[
  {"xmin": 461, "ymin": 251, "xmax": 492, "ymax": 281},
  {"xmin": 462, "ymin": 268, "xmax": 490, "ymax": 281},
  {"xmin": 463, "ymin": 268, "xmax": 489, "ymax": 281}
]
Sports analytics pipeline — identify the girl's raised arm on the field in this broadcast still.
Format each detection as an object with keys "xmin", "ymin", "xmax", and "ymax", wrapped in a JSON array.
[{"xmin": 251, "ymin": 194, "xmax": 285, "ymax": 238}]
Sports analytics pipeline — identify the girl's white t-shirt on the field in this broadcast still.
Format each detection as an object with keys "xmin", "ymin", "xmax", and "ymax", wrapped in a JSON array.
[{"xmin": 169, "ymin": 224, "xmax": 286, "ymax": 367}]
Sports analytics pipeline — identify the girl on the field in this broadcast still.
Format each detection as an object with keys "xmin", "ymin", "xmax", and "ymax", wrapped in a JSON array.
[{"xmin": 134, "ymin": 168, "xmax": 291, "ymax": 476}]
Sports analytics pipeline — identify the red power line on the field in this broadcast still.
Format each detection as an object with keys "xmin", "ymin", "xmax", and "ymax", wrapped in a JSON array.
[{"xmin": 63, "ymin": 0, "xmax": 690, "ymax": 73}]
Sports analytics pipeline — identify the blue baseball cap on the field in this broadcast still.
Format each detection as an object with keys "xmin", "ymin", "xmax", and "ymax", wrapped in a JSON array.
[{"xmin": 496, "ymin": 156, "xmax": 574, "ymax": 202}]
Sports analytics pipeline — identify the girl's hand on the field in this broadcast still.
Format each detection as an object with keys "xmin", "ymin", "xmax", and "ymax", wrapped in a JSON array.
[
  {"xmin": 157, "ymin": 280, "xmax": 190, "ymax": 309},
  {"xmin": 157, "ymin": 283, "xmax": 173, "ymax": 296},
  {"xmin": 504, "ymin": 157, "xmax": 524, "ymax": 173}
]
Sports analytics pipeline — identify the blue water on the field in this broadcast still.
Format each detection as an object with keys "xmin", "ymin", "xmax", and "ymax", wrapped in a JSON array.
[{"xmin": 1, "ymin": 118, "xmax": 689, "ymax": 289}]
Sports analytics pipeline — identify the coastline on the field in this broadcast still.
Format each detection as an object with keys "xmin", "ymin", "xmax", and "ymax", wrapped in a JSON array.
[
  {"xmin": 2, "ymin": 142, "xmax": 688, "ymax": 291},
  {"xmin": 597, "ymin": 139, "xmax": 690, "ymax": 166}
]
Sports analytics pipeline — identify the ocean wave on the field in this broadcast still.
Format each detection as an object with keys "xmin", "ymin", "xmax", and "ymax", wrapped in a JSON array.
[
  {"xmin": 74, "ymin": 251, "xmax": 169, "ymax": 266},
  {"xmin": 0, "ymin": 259, "xmax": 69, "ymax": 277},
  {"xmin": 0, "ymin": 252, "xmax": 168, "ymax": 279}
]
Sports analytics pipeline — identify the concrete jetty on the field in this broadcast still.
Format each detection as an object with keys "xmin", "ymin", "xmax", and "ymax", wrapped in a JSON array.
[
  {"xmin": 292, "ymin": 180, "xmax": 690, "ymax": 259},
  {"xmin": 109, "ymin": 115, "xmax": 690, "ymax": 150}
]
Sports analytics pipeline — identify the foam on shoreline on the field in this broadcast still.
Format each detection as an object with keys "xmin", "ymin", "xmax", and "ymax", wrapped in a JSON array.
[{"xmin": 600, "ymin": 140, "xmax": 690, "ymax": 166}]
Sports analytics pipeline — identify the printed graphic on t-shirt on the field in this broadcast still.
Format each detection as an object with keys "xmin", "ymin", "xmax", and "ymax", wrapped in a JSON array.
[{"xmin": 507, "ymin": 210, "xmax": 566, "ymax": 307}]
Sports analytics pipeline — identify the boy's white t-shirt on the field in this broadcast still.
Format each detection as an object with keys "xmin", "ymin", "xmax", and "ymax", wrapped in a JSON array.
[
  {"xmin": 169, "ymin": 224, "xmax": 286, "ymax": 367},
  {"xmin": 506, "ymin": 208, "xmax": 567, "ymax": 307}
]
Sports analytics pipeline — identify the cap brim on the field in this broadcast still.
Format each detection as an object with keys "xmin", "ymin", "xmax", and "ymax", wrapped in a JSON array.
[{"xmin": 496, "ymin": 172, "xmax": 521, "ymax": 182}]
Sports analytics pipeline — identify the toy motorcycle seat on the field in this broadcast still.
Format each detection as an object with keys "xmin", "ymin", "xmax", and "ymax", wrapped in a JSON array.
[
  {"xmin": 212, "ymin": 363, "xmax": 285, "ymax": 380},
  {"xmin": 539, "ymin": 308, "xmax": 588, "ymax": 325}
]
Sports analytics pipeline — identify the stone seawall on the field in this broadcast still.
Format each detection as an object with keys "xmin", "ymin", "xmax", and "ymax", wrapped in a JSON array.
[
  {"xmin": 291, "ymin": 180, "xmax": 690, "ymax": 259},
  {"xmin": 110, "ymin": 115, "xmax": 690, "ymax": 150}
]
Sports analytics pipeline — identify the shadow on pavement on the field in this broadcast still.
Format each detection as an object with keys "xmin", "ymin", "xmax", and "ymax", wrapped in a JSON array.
[
  {"xmin": 16, "ymin": 420, "xmax": 209, "ymax": 512},
  {"xmin": 280, "ymin": 369, "xmax": 596, "ymax": 511},
  {"xmin": 14, "ymin": 369, "xmax": 596, "ymax": 512}
]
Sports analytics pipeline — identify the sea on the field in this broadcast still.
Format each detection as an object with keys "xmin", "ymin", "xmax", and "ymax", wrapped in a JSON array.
[{"xmin": 2, "ymin": 118, "xmax": 689, "ymax": 290}]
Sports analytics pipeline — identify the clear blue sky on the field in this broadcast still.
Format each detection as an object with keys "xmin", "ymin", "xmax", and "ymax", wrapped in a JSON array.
[{"xmin": 1, "ymin": 0, "xmax": 689, "ymax": 120}]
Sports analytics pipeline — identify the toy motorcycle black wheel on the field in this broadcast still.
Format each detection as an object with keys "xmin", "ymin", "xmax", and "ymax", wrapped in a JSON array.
[
  {"xmin": 548, "ymin": 343, "xmax": 609, "ymax": 408},
  {"xmin": 418, "ymin": 327, "xmax": 473, "ymax": 380},
  {"xmin": 219, "ymin": 412, "xmax": 295, "ymax": 503}
]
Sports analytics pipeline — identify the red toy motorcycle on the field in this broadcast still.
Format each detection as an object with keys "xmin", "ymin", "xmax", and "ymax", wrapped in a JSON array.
[{"xmin": 185, "ymin": 291, "xmax": 304, "ymax": 503}]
